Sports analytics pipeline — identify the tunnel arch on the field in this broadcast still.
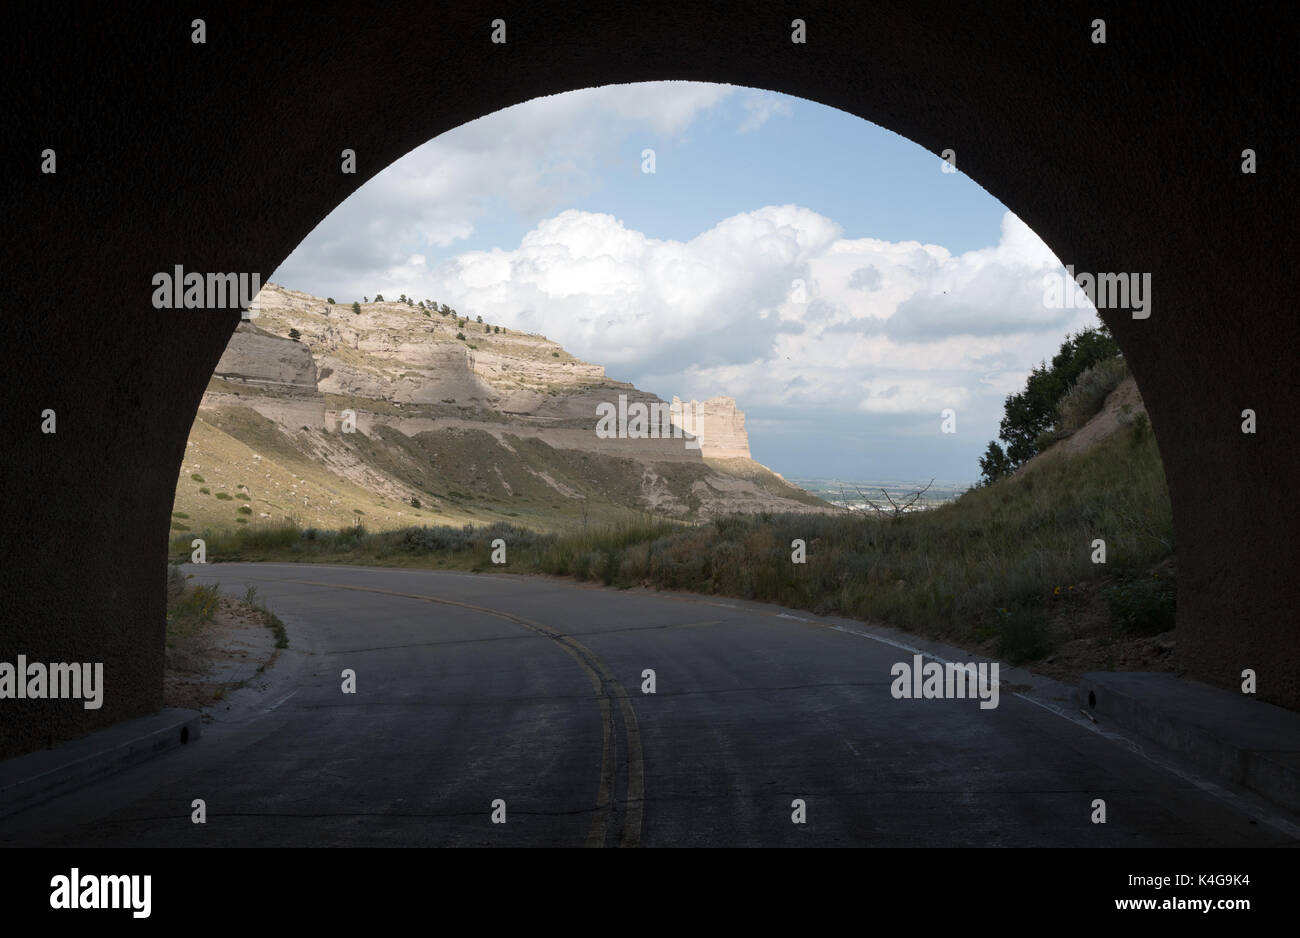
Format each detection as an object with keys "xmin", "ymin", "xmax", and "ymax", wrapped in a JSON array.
[{"xmin": 7, "ymin": 2, "xmax": 1296, "ymax": 758}]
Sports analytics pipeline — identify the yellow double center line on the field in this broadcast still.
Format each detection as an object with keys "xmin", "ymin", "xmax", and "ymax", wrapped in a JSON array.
[{"xmin": 262, "ymin": 575, "xmax": 644, "ymax": 848}]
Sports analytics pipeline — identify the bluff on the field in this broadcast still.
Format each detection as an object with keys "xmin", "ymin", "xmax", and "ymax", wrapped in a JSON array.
[{"xmin": 173, "ymin": 283, "xmax": 832, "ymax": 533}]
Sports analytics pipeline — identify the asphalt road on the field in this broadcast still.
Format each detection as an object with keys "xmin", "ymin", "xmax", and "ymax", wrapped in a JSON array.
[{"xmin": 3, "ymin": 564, "xmax": 1293, "ymax": 847}]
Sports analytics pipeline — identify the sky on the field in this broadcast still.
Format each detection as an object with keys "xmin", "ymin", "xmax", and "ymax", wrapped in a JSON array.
[{"xmin": 271, "ymin": 82, "xmax": 1101, "ymax": 483}]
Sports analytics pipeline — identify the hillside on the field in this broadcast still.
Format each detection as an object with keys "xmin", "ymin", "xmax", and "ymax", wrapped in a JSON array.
[
  {"xmin": 172, "ymin": 284, "xmax": 834, "ymax": 535},
  {"xmin": 1012, "ymin": 374, "xmax": 1147, "ymax": 478}
]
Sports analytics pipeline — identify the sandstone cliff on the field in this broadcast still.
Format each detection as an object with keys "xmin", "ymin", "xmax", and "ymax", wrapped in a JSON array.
[{"xmin": 175, "ymin": 283, "xmax": 831, "ymax": 532}]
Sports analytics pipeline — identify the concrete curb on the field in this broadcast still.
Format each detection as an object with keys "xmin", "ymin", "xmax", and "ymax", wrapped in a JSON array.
[
  {"xmin": 0, "ymin": 708, "xmax": 201, "ymax": 819},
  {"xmin": 1079, "ymin": 672, "xmax": 1300, "ymax": 814}
]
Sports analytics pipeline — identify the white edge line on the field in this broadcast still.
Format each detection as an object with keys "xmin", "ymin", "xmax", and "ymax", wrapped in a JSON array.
[
  {"xmin": 826, "ymin": 621, "xmax": 1300, "ymax": 841},
  {"xmin": 265, "ymin": 690, "xmax": 298, "ymax": 712}
]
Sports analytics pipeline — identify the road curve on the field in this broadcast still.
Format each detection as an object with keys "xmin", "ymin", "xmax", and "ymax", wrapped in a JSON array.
[{"xmin": 2, "ymin": 564, "xmax": 1292, "ymax": 847}]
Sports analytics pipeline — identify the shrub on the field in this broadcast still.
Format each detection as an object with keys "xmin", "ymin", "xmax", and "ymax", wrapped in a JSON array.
[
  {"xmin": 191, "ymin": 473, "xmax": 205, "ymax": 483},
  {"xmin": 215, "ymin": 492, "xmax": 233, "ymax": 500},
  {"xmin": 235, "ymin": 492, "xmax": 250, "ymax": 500},
  {"xmin": 199, "ymin": 487, "xmax": 210, "ymax": 494},
  {"xmin": 1106, "ymin": 573, "xmax": 1175, "ymax": 636},
  {"xmin": 238, "ymin": 505, "xmax": 252, "ymax": 514},
  {"xmin": 552, "ymin": 351, "xmax": 559, "ymax": 358},
  {"xmin": 1057, "ymin": 356, "xmax": 1128, "ymax": 433},
  {"xmin": 410, "ymin": 496, "xmax": 422, "ymax": 509},
  {"xmin": 326, "ymin": 297, "xmax": 335, "ymax": 304},
  {"xmin": 1034, "ymin": 426, "xmax": 1070, "ymax": 452},
  {"xmin": 352, "ymin": 301, "xmax": 361, "ymax": 315},
  {"xmin": 288, "ymin": 328, "xmax": 302, "ymax": 342},
  {"xmin": 456, "ymin": 332, "xmax": 466, "ymax": 340},
  {"xmin": 374, "ymin": 293, "xmax": 385, "ymax": 302}
]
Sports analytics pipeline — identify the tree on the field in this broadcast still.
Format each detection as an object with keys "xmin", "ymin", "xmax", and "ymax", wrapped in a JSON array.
[
  {"xmin": 409, "ymin": 496, "xmax": 421, "ymax": 509},
  {"xmin": 977, "ymin": 441, "xmax": 1013, "ymax": 485},
  {"xmin": 838, "ymin": 479, "xmax": 935, "ymax": 517},
  {"xmin": 484, "ymin": 323, "xmax": 490, "ymax": 333},
  {"xmin": 493, "ymin": 325, "xmax": 500, "ymax": 334},
  {"xmin": 399, "ymin": 293, "xmax": 407, "ymax": 304},
  {"xmin": 476, "ymin": 315, "xmax": 483, "ymax": 323},
  {"xmin": 326, "ymin": 297, "xmax": 335, "ymax": 305},
  {"xmin": 456, "ymin": 331, "xmax": 466, "ymax": 340},
  {"xmin": 288, "ymin": 328, "xmax": 302, "ymax": 342},
  {"xmin": 979, "ymin": 323, "xmax": 1121, "ymax": 482},
  {"xmin": 352, "ymin": 301, "xmax": 361, "ymax": 315},
  {"xmin": 374, "ymin": 293, "xmax": 385, "ymax": 302},
  {"xmin": 440, "ymin": 304, "xmax": 451, "ymax": 316}
]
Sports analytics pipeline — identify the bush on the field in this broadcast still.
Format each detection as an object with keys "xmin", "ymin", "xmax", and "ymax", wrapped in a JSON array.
[
  {"xmin": 352, "ymin": 301, "xmax": 361, "ymax": 315},
  {"xmin": 1106, "ymin": 573, "xmax": 1175, "ymax": 636},
  {"xmin": 326, "ymin": 297, "xmax": 335, "ymax": 304},
  {"xmin": 237, "ymin": 505, "xmax": 252, "ymax": 514},
  {"xmin": 215, "ymin": 492, "xmax": 233, "ymax": 500},
  {"xmin": 288, "ymin": 328, "xmax": 302, "ymax": 342},
  {"xmin": 456, "ymin": 332, "xmax": 466, "ymax": 340},
  {"xmin": 1057, "ymin": 356, "xmax": 1128, "ymax": 433},
  {"xmin": 191, "ymin": 473, "xmax": 205, "ymax": 483},
  {"xmin": 1034, "ymin": 426, "xmax": 1070, "ymax": 452},
  {"xmin": 199, "ymin": 487, "xmax": 210, "ymax": 494},
  {"xmin": 410, "ymin": 496, "xmax": 422, "ymax": 509}
]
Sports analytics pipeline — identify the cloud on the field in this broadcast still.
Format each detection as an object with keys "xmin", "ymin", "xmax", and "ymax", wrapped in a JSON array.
[
  {"xmin": 848, "ymin": 265, "xmax": 882, "ymax": 291},
  {"xmin": 738, "ymin": 91, "xmax": 794, "ymax": 132},
  {"xmin": 424, "ymin": 204, "xmax": 842, "ymax": 375},
  {"xmin": 413, "ymin": 206, "xmax": 1098, "ymax": 432},
  {"xmin": 270, "ymin": 82, "xmax": 738, "ymax": 299}
]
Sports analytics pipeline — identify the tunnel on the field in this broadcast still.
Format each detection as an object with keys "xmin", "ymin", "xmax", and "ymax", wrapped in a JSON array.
[{"xmin": 4, "ymin": 1, "xmax": 1296, "ymax": 759}]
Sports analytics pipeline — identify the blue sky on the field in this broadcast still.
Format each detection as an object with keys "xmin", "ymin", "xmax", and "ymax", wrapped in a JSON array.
[{"xmin": 272, "ymin": 83, "xmax": 1099, "ymax": 483}]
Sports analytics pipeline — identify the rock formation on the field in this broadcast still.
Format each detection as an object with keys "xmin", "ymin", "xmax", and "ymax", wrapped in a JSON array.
[
  {"xmin": 177, "ymin": 283, "xmax": 832, "ymax": 530},
  {"xmin": 671, "ymin": 395, "xmax": 751, "ymax": 461}
]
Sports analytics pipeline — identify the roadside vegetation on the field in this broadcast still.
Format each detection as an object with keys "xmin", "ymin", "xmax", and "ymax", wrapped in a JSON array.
[{"xmin": 171, "ymin": 409, "xmax": 1172, "ymax": 674}]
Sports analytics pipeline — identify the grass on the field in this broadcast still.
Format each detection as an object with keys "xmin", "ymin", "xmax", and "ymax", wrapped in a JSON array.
[
  {"xmin": 170, "ymin": 417, "xmax": 1172, "ymax": 667},
  {"xmin": 1059, "ymin": 356, "xmax": 1129, "ymax": 433},
  {"xmin": 165, "ymin": 566, "xmax": 220, "ymax": 670},
  {"xmin": 241, "ymin": 585, "xmax": 289, "ymax": 649}
]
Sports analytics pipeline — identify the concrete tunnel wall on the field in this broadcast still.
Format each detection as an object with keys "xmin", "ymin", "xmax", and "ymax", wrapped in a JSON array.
[{"xmin": 4, "ymin": 2, "xmax": 1297, "ymax": 759}]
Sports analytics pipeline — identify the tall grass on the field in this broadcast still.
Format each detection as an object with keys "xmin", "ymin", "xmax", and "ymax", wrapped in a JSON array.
[{"xmin": 1058, "ymin": 356, "xmax": 1129, "ymax": 433}]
